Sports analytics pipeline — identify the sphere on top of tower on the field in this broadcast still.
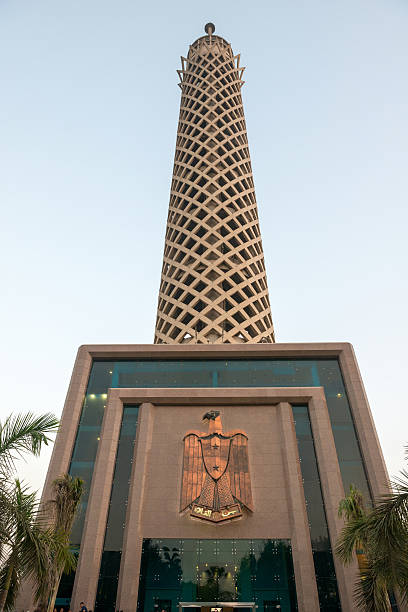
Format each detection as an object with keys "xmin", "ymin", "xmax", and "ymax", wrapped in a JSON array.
[{"xmin": 189, "ymin": 24, "xmax": 231, "ymax": 60}]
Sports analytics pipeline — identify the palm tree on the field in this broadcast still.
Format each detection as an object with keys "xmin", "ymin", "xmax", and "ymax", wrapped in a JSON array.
[
  {"xmin": 0, "ymin": 480, "xmax": 72, "ymax": 612},
  {"xmin": 338, "ymin": 484, "xmax": 365, "ymax": 521},
  {"xmin": 338, "ymin": 484, "xmax": 367, "ymax": 572},
  {"xmin": 0, "ymin": 412, "xmax": 60, "ymax": 611},
  {"xmin": 35, "ymin": 474, "xmax": 84, "ymax": 612},
  {"xmin": 336, "ymin": 469, "xmax": 408, "ymax": 611}
]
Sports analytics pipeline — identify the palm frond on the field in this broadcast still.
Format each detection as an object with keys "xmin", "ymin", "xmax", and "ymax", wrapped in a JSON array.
[
  {"xmin": 49, "ymin": 475, "xmax": 84, "ymax": 535},
  {"xmin": 354, "ymin": 563, "xmax": 391, "ymax": 612},
  {"xmin": 0, "ymin": 413, "xmax": 59, "ymax": 475},
  {"xmin": 335, "ymin": 515, "xmax": 370, "ymax": 564},
  {"xmin": 364, "ymin": 478, "xmax": 408, "ymax": 584},
  {"xmin": 0, "ymin": 561, "xmax": 20, "ymax": 612}
]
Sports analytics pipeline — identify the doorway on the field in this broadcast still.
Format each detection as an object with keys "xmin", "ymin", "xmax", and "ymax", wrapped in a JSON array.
[{"xmin": 179, "ymin": 602, "xmax": 256, "ymax": 612}]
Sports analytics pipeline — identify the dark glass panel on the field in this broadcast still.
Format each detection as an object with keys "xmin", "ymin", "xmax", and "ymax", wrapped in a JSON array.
[
  {"xmin": 332, "ymin": 425, "xmax": 362, "ymax": 461},
  {"xmin": 296, "ymin": 439, "xmax": 318, "ymax": 474},
  {"xmin": 68, "ymin": 461, "xmax": 94, "ymax": 547},
  {"xmin": 78, "ymin": 395, "xmax": 106, "ymax": 427},
  {"xmin": 303, "ymin": 482, "xmax": 330, "ymax": 546},
  {"xmin": 94, "ymin": 551, "xmax": 121, "ymax": 612},
  {"xmin": 113, "ymin": 361, "xmax": 214, "ymax": 388},
  {"xmin": 94, "ymin": 406, "xmax": 139, "ymax": 612},
  {"xmin": 315, "ymin": 362, "xmax": 345, "ymax": 396},
  {"xmin": 138, "ymin": 539, "xmax": 297, "ymax": 612},
  {"xmin": 69, "ymin": 427, "xmax": 99, "ymax": 462},
  {"xmin": 338, "ymin": 460, "xmax": 371, "ymax": 501},
  {"xmin": 293, "ymin": 405, "xmax": 341, "ymax": 610},
  {"xmin": 315, "ymin": 577, "xmax": 342, "ymax": 610},
  {"xmin": 326, "ymin": 395, "xmax": 352, "ymax": 425},
  {"xmin": 86, "ymin": 361, "xmax": 114, "ymax": 394},
  {"xmin": 313, "ymin": 551, "xmax": 336, "ymax": 579},
  {"xmin": 55, "ymin": 552, "xmax": 78, "ymax": 608}
]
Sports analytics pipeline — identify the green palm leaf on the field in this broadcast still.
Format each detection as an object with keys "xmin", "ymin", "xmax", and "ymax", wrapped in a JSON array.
[{"xmin": 0, "ymin": 413, "xmax": 59, "ymax": 476}]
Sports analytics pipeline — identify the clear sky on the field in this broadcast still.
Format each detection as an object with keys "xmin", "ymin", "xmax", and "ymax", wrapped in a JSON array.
[{"xmin": 1, "ymin": 0, "xmax": 407, "ymax": 495}]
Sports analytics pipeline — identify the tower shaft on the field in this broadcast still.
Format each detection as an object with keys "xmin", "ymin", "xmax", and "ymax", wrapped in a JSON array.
[{"xmin": 154, "ymin": 28, "xmax": 274, "ymax": 344}]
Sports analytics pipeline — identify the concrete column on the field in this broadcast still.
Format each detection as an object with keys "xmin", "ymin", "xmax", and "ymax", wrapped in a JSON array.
[
  {"xmin": 42, "ymin": 346, "xmax": 92, "ymax": 502},
  {"xmin": 117, "ymin": 402, "xmax": 155, "ymax": 612},
  {"xmin": 309, "ymin": 388, "xmax": 358, "ymax": 612},
  {"xmin": 71, "ymin": 389, "xmax": 124, "ymax": 611},
  {"xmin": 339, "ymin": 345, "xmax": 390, "ymax": 498},
  {"xmin": 278, "ymin": 402, "xmax": 320, "ymax": 612}
]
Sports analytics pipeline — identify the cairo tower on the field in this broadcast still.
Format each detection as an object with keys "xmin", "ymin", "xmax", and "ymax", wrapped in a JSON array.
[{"xmin": 21, "ymin": 24, "xmax": 390, "ymax": 612}]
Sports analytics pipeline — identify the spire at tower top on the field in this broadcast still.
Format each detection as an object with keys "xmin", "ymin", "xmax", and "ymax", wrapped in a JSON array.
[{"xmin": 154, "ymin": 28, "xmax": 275, "ymax": 345}]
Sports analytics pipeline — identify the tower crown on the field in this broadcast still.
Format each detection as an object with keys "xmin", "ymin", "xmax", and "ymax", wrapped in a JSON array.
[{"xmin": 154, "ymin": 27, "xmax": 275, "ymax": 345}]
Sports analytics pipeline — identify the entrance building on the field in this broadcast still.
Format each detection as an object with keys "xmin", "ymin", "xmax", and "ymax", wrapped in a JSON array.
[{"xmin": 36, "ymin": 342, "xmax": 389, "ymax": 612}]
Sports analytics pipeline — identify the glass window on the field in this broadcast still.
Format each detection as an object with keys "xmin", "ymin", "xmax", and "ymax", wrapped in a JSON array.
[
  {"xmin": 293, "ymin": 405, "xmax": 341, "ymax": 610},
  {"xmin": 94, "ymin": 406, "xmax": 139, "ymax": 612},
  {"xmin": 138, "ymin": 539, "xmax": 297, "ymax": 612},
  {"xmin": 86, "ymin": 361, "xmax": 114, "ymax": 394}
]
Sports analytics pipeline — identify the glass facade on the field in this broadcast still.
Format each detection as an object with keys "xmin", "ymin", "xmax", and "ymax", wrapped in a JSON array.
[
  {"xmin": 61, "ymin": 357, "xmax": 371, "ymax": 611},
  {"xmin": 138, "ymin": 539, "xmax": 297, "ymax": 612},
  {"xmin": 293, "ymin": 406, "xmax": 340, "ymax": 610},
  {"xmin": 94, "ymin": 405, "xmax": 139, "ymax": 611}
]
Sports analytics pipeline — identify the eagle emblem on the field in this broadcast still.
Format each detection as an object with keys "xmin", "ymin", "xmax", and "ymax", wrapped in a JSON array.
[{"xmin": 180, "ymin": 411, "xmax": 253, "ymax": 523}]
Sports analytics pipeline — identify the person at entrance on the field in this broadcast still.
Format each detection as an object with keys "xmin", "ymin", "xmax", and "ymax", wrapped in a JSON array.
[{"xmin": 79, "ymin": 602, "xmax": 87, "ymax": 612}]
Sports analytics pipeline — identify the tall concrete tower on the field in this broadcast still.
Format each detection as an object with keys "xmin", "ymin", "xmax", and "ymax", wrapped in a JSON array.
[{"xmin": 154, "ymin": 24, "xmax": 275, "ymax": 345}]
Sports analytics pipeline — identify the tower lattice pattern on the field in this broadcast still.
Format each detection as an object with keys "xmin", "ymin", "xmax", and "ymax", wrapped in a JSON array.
[{"xmin": 154, "ymin": 28, "xmax": 275, "ymax": 344}]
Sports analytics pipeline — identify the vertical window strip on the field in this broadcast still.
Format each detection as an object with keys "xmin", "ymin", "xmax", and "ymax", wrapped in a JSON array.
[
  {"xmin": 94, "ymin": 405, "xmax": 139, "ymax": 612},
  {"xmin": 292, "ymin": 405, "xmax": 341, "ymax": 610}
]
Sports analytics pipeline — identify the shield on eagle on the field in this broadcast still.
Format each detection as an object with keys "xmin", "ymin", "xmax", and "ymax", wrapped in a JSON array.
[{"xmin": 180, "ymin": 411, "xmax": 253, "ymax": 523}]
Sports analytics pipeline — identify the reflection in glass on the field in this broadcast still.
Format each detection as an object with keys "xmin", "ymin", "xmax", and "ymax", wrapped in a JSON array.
[
  {"xmin": 94, "ymin": 406, "xmax": 139, "ymax": 612},
  {"xmin": 293, "ymin": 405, "xmax": 340, "ymax": 610},
  {"xmin": 138, "ymin": 539, "xmax": 297, "ymax": 612}
]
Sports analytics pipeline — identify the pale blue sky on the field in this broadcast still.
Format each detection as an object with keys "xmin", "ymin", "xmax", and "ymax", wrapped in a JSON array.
[{"xmin": 1, "ymin": 0, "xmax": 407, "ymax": 493}]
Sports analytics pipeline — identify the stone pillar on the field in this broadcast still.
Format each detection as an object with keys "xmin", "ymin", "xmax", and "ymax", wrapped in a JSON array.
[
  {"xmin": 71, "ymin": 389, "xmax": 123, "ymax": 611},
  {"xmin": 278, "ymin": 402, "xmax": 320, "ymax": 611},
  {"xmin": 117, "ymin": 402, "xmax": 155, "ymax": 612},
  {"xmin": 339, "ymin": 345, "xmax": 390, "ymax": 498},
  {"xmin": 42, "ymin": 346, "xmax": 92, "ymax": 501},
  {"xmin": 309, "ymin": 388, "xmax": 358, "ymax": 612}
]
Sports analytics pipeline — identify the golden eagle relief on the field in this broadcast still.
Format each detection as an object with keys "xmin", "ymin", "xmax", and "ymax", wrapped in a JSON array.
[{"xmin": 180, "ymin": 411, "xmax": 253, "ymax": 523}]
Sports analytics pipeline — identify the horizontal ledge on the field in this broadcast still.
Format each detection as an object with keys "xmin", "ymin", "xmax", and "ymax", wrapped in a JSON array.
[
  {"xmin": 80, "ymin": 342, "xmax": 352, "ymax": 360},
  {"xmin": 107, "ymin": 386, "xmax": 325, "ymax": 405}
]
